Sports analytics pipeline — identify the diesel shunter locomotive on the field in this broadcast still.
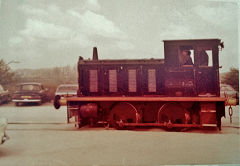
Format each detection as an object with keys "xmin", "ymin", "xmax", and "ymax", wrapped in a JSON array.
[{"xmin": 55, "ymin": 39, "xmax": 226, "ymax": 130}]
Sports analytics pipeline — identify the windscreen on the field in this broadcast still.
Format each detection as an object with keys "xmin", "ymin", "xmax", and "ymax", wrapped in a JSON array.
[
  {"xmin": 58, "ymin": 85, "xmax": 78, "ymax": 91},
  {"xmin": 21, "ymin": 84, "xmax": 41, "ymax": 91}
]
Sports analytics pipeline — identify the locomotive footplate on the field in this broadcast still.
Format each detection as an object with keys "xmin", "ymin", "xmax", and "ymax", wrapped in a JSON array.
[
  {"xmin": 116, "ymin": 122, "xmax": 202, "ymax": 129},
  {"xmin": 66, "ymin": 96, "xmax": 226, "ymax": 102}
]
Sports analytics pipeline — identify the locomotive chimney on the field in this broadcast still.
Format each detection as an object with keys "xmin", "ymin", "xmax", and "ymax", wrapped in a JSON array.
[{"xmin": 92, "ymin": 47, "xmax": 98, "ymax": 61}]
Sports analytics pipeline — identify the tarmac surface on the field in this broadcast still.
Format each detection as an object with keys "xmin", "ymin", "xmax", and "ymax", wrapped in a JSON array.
[{"xmin": 0, "ymin": 102, "xmax": 239, "ymax": 165}]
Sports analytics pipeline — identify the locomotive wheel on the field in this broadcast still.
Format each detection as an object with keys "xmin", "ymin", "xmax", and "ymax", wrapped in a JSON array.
[
  {"xmin": 158, "ymin": 102, "xmax": 189, "ymax": 130},
  {"xmin": 109, "ymin": 102, "xmax": 137, "ymax": 129}
]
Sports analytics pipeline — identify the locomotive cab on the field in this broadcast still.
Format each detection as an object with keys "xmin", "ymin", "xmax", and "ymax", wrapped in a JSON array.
[{"xmin": 164, "ymin": 39, "xmax": 223, "ymax": 97}]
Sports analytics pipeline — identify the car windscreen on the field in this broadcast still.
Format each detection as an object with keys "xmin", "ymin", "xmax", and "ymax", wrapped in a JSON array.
[
  {"xmin": 20, "ymin": 84, "xmax": 41, "ymax": 91},
  {"xmin": 57, "ymin": 86, "xmax": 78, "ymax": 91}
]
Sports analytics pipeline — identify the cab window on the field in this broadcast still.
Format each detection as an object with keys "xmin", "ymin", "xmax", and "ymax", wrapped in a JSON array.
[
  {"xmin": 179, "ymin": 46, "xmax": 194, "ymax": 66},
  {"xmin": 198, "ymin": 48, "xmax": 213, "ymax": 67}
]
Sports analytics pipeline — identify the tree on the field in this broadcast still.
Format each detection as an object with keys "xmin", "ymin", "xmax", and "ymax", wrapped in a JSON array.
[
  {"xmin": 221, "ymin": 67, "xmax": 239, "ymax": 92},
  {"xmin": 0, "ymin": 59, "xmax": 15, "ymax": 86}
]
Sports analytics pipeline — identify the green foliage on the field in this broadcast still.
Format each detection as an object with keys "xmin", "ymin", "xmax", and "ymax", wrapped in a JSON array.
[
  {"xmin": 222, "ymin": 67, "xmax": 239, "ymax": 92},
  {"xmin": 0, "ymin": 59, "xmax": 15, "ymax": 86}
]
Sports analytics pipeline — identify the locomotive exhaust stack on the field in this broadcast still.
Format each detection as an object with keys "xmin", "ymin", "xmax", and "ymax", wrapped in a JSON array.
[{"xmin": 92, "ymin": 47, "xmax": 98, "ymax": 61}]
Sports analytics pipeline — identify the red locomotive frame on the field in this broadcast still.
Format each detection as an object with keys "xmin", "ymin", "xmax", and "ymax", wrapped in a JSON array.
[{"xmin": 56, "ymin": 39, "xmax": 226, "ymax": 130}]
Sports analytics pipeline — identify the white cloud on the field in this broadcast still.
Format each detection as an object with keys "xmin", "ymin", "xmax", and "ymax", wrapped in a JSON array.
[
  {"xmin": 85, "ymin": 0, "xmax": 101, "ymax": 12},
  {"xmin": 52, "ymin": 33, "xmax": 91, "ymax": 48},
  {"xmin": 8, "ymin": 36, "xmax": 24, "ymax": 47},
  {"xmin": 6, "ymin": 2, "xmax": 135, "ymax": 68},
  {"xmin": 20, "ymin": 19, "xmax": 72, "ymax": 40},
  {"xmin": 18, "ymin": 3, "xmax": 129, "ymax": 42},
  {"xmin": 192, "ymin": 4, "xmax": 237, "ymax": 31},
  {"xmin": 19, "ymin": 4, "xmax": 48, "ymax": 16},
  {"xmin": 68, "ymin": 10, "xmax": 127, "ymax": 39},
  {"xmin": 16, "ymin": 2, "xmax": 132, "ymax": 54},
  {"xmin": 159, "ymin": 23, "xmax": 193, "ymax": 40},
  {"xmin": 117, "ymin": 41, "xmax": 134, "ymax": 50},
  {"xmin": 79, "ymin": 10, "xmax": 128, "ymax": 39}
]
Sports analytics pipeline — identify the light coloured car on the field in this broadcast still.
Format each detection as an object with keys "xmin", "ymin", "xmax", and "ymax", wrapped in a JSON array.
[
  {"xmin": 0, "ymin": 117, "xmax": 9, "ymax": 144},
  {"xmin": 220, "ymin": 84, "xmax": 239, "ymax": 105},
  {"xmin": 54, "ymin": 84, "xmax": 78, "ymax": 109}
]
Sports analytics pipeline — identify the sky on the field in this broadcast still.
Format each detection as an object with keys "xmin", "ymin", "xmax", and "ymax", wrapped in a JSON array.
[{"xmin": 0, "ymin": 0, "xmax": 239, "ymax": 72}]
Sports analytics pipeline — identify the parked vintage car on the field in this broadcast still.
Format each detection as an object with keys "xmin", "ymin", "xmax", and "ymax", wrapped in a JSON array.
[
  {"xmin": 220, "ymin": 84, "xmax": 239, "ymax": 105},
  {"xmin": 12, "ymin": 82, "xmax": 49, "ymax": 106},
  {"xmin": 54, "ymin": 84, "xmax": 78, "ymax": 109},
  {"xmin": 0, "ymin": 117, "xmax": 9, "ymax": 144},
  {"xmin": 0, "ymin": 84, "xmax": 11, "ymax": 104}
]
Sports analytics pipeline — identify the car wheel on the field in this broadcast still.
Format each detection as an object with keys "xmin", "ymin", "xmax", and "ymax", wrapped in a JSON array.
[{"xmin": 15, "ymin": 102, "xmax": 19, "ymax": 106}]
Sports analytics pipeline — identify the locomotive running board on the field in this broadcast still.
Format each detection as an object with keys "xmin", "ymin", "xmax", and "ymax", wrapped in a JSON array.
[
  {"xmin": 116, "ymin": 122, "xmax": 203, "ymax": 128},
  {"xmin": 67, "ymin": 96, "xmax": 226, "ymax": 102}
]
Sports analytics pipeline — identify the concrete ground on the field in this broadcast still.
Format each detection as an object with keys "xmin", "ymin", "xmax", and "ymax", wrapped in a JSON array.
[{"xmin": 0, "ymin": 103, "xmax": 239, "ymax": 165}]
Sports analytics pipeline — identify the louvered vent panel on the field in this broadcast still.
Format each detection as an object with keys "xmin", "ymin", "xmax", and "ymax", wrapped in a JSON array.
[
  {"xmin": 128, "ymin": 69, "xmax": 137, "ymax": 92},
  {"xmin": 148, "ymin": 69, "xmax": 156, "ymax": 92},
  {"xmin": 109, "ymin": 70, "xmax": 117, "ymax": 92},
  {"xmin": 89, "ymin": 70, "xmax": 98, "ymax": 92}
]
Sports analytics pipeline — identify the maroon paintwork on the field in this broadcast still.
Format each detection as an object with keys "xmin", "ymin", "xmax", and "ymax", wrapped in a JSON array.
[{"xmin": 63, "ymin": 39, "xmax": 226, "ymax": 130}]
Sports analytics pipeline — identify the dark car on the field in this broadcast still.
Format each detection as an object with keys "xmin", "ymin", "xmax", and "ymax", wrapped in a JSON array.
[
  {"xmin": 0, "ymin": 84, "xmax": 11, "ymax": 104},
  {"xmin": 54, "ymin": 84, "xmax": 78, "ymax": 109},
  {"xmin": 12, "ymin": 82, "xmax": 49, "ymax": 106}
]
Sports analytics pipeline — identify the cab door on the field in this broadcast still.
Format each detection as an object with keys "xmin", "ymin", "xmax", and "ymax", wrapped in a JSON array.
[{"xmin": 195, "ymin": 46, "xmax": 220, "ymax": 96}]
